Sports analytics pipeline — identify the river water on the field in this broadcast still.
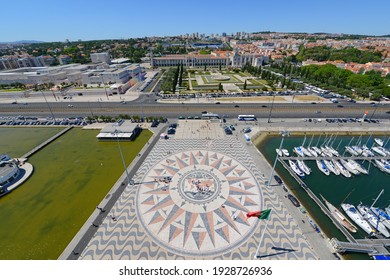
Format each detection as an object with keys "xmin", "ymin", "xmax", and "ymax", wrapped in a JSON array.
[{"xmin": 257, "ymin": 134, "xmax": 390, "ymax": 259}]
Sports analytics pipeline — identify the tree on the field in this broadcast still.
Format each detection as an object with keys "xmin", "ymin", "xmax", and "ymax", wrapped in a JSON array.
[{"xmin": 243, "ymin": 80, "xmax": 247, "ymax": 90}]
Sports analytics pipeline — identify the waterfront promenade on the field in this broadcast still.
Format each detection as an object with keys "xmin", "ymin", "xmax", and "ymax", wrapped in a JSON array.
[{"xmin": 59, "ymin": 118, "xmax": 389, "ymax": 260}]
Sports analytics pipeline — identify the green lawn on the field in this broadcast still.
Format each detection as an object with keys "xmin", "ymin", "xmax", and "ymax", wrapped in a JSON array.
[{"xmin": 0, "ymin": 128, "xmax": 152, "ymax": 259}]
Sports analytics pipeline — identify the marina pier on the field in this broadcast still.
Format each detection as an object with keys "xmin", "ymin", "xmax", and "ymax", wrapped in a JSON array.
[{"xmin": 21, "ymin": 126, "xmax": 73, "ymax": 159}]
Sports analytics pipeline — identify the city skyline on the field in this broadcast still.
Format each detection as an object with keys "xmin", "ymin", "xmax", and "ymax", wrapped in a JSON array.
[{"xmin": 1, "ymin": 0, "xmax": 389, "ymax": 42}]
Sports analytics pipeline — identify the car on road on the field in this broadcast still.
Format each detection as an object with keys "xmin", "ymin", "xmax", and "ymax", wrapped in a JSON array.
[
  {"xmin": 215, "ymin": 102, "xmax": 220, "ymax": 104},
  {"xmin": 67, "ymin": 104, "xmax": 74, "ymax": 108},
  {"xmin": 234, "ymin": 105, "xmax": 239, "ymax": 108},
  {"xmin": 187, "ymin": 116, "xmax": 194, "ymax": 119},
  {"xmin": 337, "ymin": 105, "xmax": 344, "ymax": 108},
  {"xmin": 178, "ymin": 116, "xmax": 185, "ymax": 119}
]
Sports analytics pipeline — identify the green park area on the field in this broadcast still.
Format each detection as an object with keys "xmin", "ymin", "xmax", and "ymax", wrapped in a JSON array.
[{"xmin": 0, "ymin": 127, "xmax": 152, "ymax": 259}]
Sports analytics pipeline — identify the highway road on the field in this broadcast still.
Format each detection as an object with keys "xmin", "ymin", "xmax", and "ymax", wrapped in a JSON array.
[{"xmin": 0, "ymin": 98, "xmax": 389, "ymax": 119}]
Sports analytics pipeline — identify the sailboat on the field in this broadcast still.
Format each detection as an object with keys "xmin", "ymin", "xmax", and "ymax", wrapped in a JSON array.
[
  {"xmin": 316, "ymin": 160, "xmax": 330, "ymax": 175},
  {"xmin": 333, "ymin": 159, "xmax": 351, "ymax": 178},
  {"xmin": 370, "ymin": 208, "xmax": 390, "ymax": 230},
  {"xmin": 374, "ymin": 138, "xmax": 384, "ymax": 147},
  {"xmin": 373, "ymin": 159, "xmax": 390, "ymax": 174},
  {"xmin": 339, "ymin": 159, "xmax": 360, "ymax": 175},
  {"xmin": 281, "ymin": 149, "xmax": 290, "ymax": 157},
  {"xmin": 321, "ymin": 195, "xmax": 357, "ymax": 233},
  {"xmin": 358, "ymin": 190, "xmax": 390, "ymax": 238},
  {"xmin": 372, "ymin": 146, "xmax": 389, "ymax": 157},
  {"xmin": 289, "ymin": 160, "xmax": 305, "ymax": 178},
  {"xmin": 293, "ymin": 146, "xmax": 305, "ymax": 157},
  {"xmin": 357, "ymin": 205, "xmax": 390, "ymax": 238},
  {"xmin": 324, "ymin": 159, "xmax": 340, "ymax": 175},
  {"xmin": 386, "ymin": 206, "xmax": 390, "ymax": 217},
  {"xmin": 306, "ymin": 135, "xmax": 318, "ymax": 157},
  {"xmin": 347, "ymin": 159, "xmax": 369, "ymax": 175},
  {"xmin": 297, "ymin": 160, "xmax": 311, "ymax": 175},
  {"xmin": 341, "ymin": 204, "xmax": 375, "ymax": 235}
]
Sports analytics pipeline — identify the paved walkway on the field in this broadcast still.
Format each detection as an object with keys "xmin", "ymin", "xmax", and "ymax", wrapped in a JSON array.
[{"xmin": 78, "ymin": 121, "xmax": 320, "ymax": 260}]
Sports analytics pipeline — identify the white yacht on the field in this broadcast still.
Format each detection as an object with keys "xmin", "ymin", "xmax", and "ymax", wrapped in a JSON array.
[
  {"xmin": 307, "ymin": 147, "xmax": 318, "ymax": 157},
  {"xmin": 351, "ymin": 145, "xmax": 363, "ymax": 156},
  {"xmin": 357, "ymin": 205, "xmax": 390, "ymax": 238},
  {"xmin": 374, "ymin": 159, "xmax": 390, "ymax": 174},
  {"xmin": 297, "ymin": 160, "xmax": 311, "ymax": 175},
  {"xmin": 361, "ymin": 145, "xmax": 375, "ymax": 157},
  {"xmin": 372, "ymin": 146, "xmax": 387, "ymax": 157},
  {"xmin": 316, "ymin": 159, "xmax": 330, "ymax": 176},
  {"xmin": 282, "ymin": 149, "xmax": 290, "ymax": 157},
  {"xmin": 326, "ymin": 146, "xmax": 340, "ymax": 157},
  {"xmin": 345, "ymin": 146, "xmax": 359, "ymax": 156},
  {"xmin": 370, "ymin": 207, "xmax": 390, "ymax": 230},
  {"xmin": 293, "ymin": 146, "xmax": 305, "ymax": 157},
  {"xmin": 324, "ymin": 159, "xmax": 340, "ymax": 175},
  {"xmin": 374, "ymin": 138, "xmax": 384, "ymax": 147},
  {"xmin": 289, "ymin": 160, "xmax": 305, "ymax": 178},
  {"xmin": 386, "ymin": 206, "xmax": 390, "ymax": 217},
  {"xmin": 301, "ymin": 146, "xmax": 313, "ymax": 157},
  {"xmin": 341, "ymin": 204, "xmax": 375, "ymax": 235},
  {"xmin": 333, "ymin": 159, "xmax": 351, "ymax": 178},
  {"xmin": 347, "ymin": 159, "xmax": 369, "ymax": 175},
  {"xmin": 320, "ymin": 146, "xmax": 333, "ymax": 157},
  {"xmin": 276, "ymin": 149, "xmax": 283, "ymax": 157},
  {"xmin": 339, "ymin": 159, "xmax": 360, "ymax": 175},
  {"xmin": 311, "ymin": 146, "xmax": 323, "ymax": 156}
]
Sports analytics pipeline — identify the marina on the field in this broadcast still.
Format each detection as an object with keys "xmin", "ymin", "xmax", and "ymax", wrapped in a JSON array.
[{"xmin": 261, "ymin": 133, "xmax": 390, "ymax": 258}]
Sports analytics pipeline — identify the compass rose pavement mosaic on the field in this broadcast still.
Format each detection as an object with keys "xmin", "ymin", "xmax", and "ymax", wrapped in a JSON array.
[{"xmin": 80, "ymin": 138, "xmax": 318, "ymax": 260}]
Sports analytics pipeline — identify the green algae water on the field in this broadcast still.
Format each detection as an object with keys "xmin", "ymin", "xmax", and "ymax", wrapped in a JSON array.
[
  {"xmin": 0, "ymin": 127, "xmax": 152, "ymax": 259},
  {"xmin": 1, "ymin": 127, "xmax": 64, "ymax": 157},
  {"xmin": 258, "ymin": 134, "xmax": 390, "ymax": 260}
]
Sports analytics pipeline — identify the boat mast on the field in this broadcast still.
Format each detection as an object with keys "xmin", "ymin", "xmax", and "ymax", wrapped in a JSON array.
[
  {"xmin": 302, "ymin": 135, "xmax": 307, "ymax": 146},
  {"xmin": 308, "ymin": 135, "xmax": 314, "ymax": 148},
  {"xmin": 384, "ymin": 136, "xmax": 390, "ymax": 147},
  {"xmin": 370, "ymin": 189, "xmax": 384, "ymax": 233},
  {"xmin": 316, "ymin": 134, "xmax": 322, "ymax": 147},
  {"xmin": 356, "ymin": 134, "xmax": 362, "ymax": 146},
  {"xmin": 365, "ymin": 134, "xmax": 372, "ymax": 147},
  {"xmin": 336, "ymin": 139, "xmax": 342, "ymax": 150},
  {"xmin": 339, "ymin": 189, "xmax": 355, "ymax": 210},
  {"xmin": 370, "ymin": 189, "xmax": 384, "ymax": 208}
]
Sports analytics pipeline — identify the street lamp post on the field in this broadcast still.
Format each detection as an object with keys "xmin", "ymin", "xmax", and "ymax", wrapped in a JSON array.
[
  {"xmin": 369, "ymin": 104, "xmax": 378, "ymax": 121},
  {"xmin": 267, "ymin": 94, "xmax": 276, "ymax": 123},
  {"xmin": 101, "ymin": 74, "xmax": 109, "ymax": 100},
  {"xmin": 114, "ymin": 129, "xmax": 131, "ymax": 186},
  {"xmin": 40, "ymin": 89, "xmax": 56, "ymax": 122}
]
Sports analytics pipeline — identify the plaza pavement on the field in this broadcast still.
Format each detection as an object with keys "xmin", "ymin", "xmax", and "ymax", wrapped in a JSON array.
[{"xmin": 76, "ymin": 120, "xmax": 328, "ymax": 260}]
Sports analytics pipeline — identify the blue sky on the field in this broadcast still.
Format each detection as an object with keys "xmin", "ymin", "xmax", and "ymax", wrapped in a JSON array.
[{"xmin": 1, "ymin": 0, "xmax": 389, "ymax": 42}]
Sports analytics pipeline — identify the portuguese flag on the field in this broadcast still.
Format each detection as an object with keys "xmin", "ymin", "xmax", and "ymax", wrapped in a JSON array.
[{"xmin": 246, "ymin": 209, "xmax": 271, "ymax": 220}]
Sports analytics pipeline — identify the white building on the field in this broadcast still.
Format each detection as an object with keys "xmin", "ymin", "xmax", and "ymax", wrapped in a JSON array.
[{"xmin": 90, "ymin": 52, "xmax": 111, "ymax": 64}]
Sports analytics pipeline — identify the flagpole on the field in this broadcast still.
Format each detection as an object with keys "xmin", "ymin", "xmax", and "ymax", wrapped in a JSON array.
[{"xmin": 254, "ymin": 212, "xmax": 271, "ymax": 259}]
